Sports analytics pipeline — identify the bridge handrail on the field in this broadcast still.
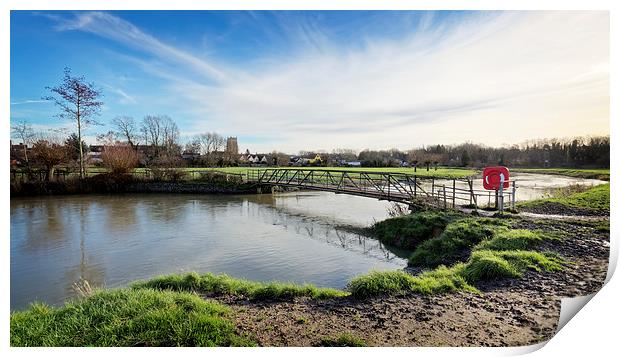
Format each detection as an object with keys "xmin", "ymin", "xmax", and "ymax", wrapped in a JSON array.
[{"xmin": 246, "ymin": 167, "xmax": 475, "ymax": 181}]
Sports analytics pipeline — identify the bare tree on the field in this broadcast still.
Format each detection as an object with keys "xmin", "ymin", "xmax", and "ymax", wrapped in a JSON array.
[
  {"xmin": 31, "ymin": 132, "xmax": 68, "ymax": 181},
  {"xmin": 141, "ymin": 115, "xmax": 180, "ymax": 159},
  {"xmin": 192, "ymin": 132, "xmax": 225, "ymax": 166},
  {"xmin": 44, "ymin": 67, "xmax": 103, "ymax": 179},
  {"xmin": 11, "ymin": 120, "xmax": 34, "ymax": 164},
  {"xmin": 112, "ymin": 116, "xmax": 140, "ymax": 150}
]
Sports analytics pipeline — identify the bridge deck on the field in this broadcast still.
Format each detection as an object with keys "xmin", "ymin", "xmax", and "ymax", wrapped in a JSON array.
[{"xmin": 246, "ymin": 168, "xmax": 514, "ymax": 210}]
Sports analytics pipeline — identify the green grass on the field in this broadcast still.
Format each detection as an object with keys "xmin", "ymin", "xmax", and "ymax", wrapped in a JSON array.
[
  {"xmin": 460, "ymin": 250, "xmax": 563, "ymax": 283},
  {"xmin": 347, "ymin": 268, "xmax": 478, "ymax": 299},
  {"xmin": 408, "ymin": 217, "xmax": 508, "ymax": 267},
  {"xmin": 176, "ymin": 166, "xmax": 475, "ymax": 178},
  {"xmin": 474, "ymin": 229, "xmax": 553, "ymax": 251},
  {"xmin": 517, "ymin": 183, "xmax": 610, "ymax": 213},
  {"xmin": 318, "ymin": 333, "xmax": 367, "ymax": 347},
  {"xmin": 10, "ymin": 288, "xmax": 254, "ymax": 347},
  {"xmin": 372, "ymin": 211, "xmax": 462, "ymax": 249},
  {"xmin": 348, "ymin": 248, "xmax": 563, "ymax": 299},
  {"xmin": 132, "ymin": 272, "xmax": 349, "ymax": 300},
  {"xmin": 79, "ymin": 166, "xmax": 476, "ymax": 179},
  {"xmin": 513, "ymin": 168, "xmax": 609, "ymax": 181}
]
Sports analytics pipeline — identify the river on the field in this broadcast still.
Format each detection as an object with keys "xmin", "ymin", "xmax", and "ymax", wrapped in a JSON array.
[{"xmin": 10, "ymin": 173, "xmax": 606, "ymax": 310}]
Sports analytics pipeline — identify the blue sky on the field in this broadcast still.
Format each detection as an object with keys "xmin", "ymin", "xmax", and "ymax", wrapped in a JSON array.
[{"xmin": 10, "ymin": 10, "xmax": 609, "ymax": 153}]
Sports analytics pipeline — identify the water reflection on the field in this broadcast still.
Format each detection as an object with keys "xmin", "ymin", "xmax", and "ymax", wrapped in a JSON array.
[{"xmin": 11, "ymin": 192, "xmax": 406, "ymax": 310}]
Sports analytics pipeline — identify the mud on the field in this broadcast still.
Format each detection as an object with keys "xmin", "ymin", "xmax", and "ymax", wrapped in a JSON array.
[{"xmin": 208, "ymin": 217, "xmax": 610, "ymax": 347}]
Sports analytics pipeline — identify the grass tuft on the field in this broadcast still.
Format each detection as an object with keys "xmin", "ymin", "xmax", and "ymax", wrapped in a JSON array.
[
  {"xmin": 474, "ymin": 229, "xmax": 551, "ymax": 251},
  {"xmin": 371, "ymin": 211, "xmax": 461, "ymax": 249},
  {"xmin": 132, "ymin": 272, "xmax": 349, "ymax": 300},
  {"xmin": 462, "ymin": 250, "xmax": 563, "ymax": 283},
  {"xmin": 10, "ymin": 288, "xmax": 255, "ymax": 347},
  {"xmin": 408, "ymin": 218, "xmax": 507, "ymax": 267},
  {"xmin": 347, "ymin": 269, "xmax": 478, "ymax": 299}
]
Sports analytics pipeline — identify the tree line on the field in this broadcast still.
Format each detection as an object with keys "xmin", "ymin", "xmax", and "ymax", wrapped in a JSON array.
[
  {"xmin": 10, "ymin": 68, "xmax": 610, "ymax": 181},
  {"xmin": 346, "ymin": 136, "xmax": 609, "ymax": 169}
]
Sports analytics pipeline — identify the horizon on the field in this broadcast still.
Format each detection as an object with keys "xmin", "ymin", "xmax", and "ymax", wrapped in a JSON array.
[{"xmin": 10, "ymin": 10, "xmax": 610, "ymax": 153}]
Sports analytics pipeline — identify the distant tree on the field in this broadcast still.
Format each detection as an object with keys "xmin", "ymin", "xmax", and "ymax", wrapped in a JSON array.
[
  {"xmin": 141, "ymin": 115, "xmax": 180, "ymax": 161},
  {"xmin": 31, "ymin": 133, "xmax": 68, "ymax": 181},
  {"xmin": 460, "ymin": 150, "xmax": 471, "ymax": 167},
  {"xmin": 270, "ymin": 151, "xmax": 290, "ymax": 166},
  {"xmin": 44, "ymin": 67, "xmax": 103, "ymax": 179},
  {"xmin": 193, "ymin": 132, "xmax": 225, "ymax": 166},
  {"xmin": 11, "ymin": 120, "xmax": 35, "ymax": 164},
  {"xmin": 65, "ymin": 133, "xmax": 89, "ymax": 162},
  {"xmin": 112, "ymin": 116, "xmax": 140, "ymax": 150}
]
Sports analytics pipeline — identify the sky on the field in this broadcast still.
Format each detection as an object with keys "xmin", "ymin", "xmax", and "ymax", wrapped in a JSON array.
[{"xmin": 10, "ymin": 10, "xmax": 609, "ymax": 154}]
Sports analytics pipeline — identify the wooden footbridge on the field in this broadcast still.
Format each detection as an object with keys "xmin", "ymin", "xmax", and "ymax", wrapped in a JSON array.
[{"xmin": 246, "ymin": 168, "xmax": 516, "ymax": 210}]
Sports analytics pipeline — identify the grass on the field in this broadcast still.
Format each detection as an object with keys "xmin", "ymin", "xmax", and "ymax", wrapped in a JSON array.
[
  {"xmin": 347, "ymin": 269, "xmax": 478, "ymax": 299},
  {"xmin": 348, "ymin": 248, "xmax": 563, "ymax": 299},
  {"xmin": 318, "ymin": 333, "xmax": 367, "ymax": 347},
  {"xmin": 372, "ymin": 211, "xmax": 461, "ymax": 250},
  {"xmin": 131, "ymin": 272, "xmax": 349, "ymax": 300},
  {"xmin": 517, "ymin": 183, "xmax": 610, "ymax": 213},
  {"xmin": 408, "ymin": 217, "xmax": 509, "ymax": 267},
  {"xmin": 474, "ymin": 229, "xmax": 553, "ymax": 251},
  {"xmin": 10, "ymin": 288, "xmax": 254, "ymax": 347},
  {"xmin": 76, "ymin": 166, "xmax": 477, "ymax": 179},
  {"xmin": 512, "ymin": 168, "xmax": 609, "ymax": 181},
  {"xmin": 460, "ymin": 250, "xmax": 563, "ymax": 283}
]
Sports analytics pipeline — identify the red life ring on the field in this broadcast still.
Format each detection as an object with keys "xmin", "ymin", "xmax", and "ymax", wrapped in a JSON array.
[{"xmin": 482, "ymin": 166, "xmax": 510, "ymax": 190}]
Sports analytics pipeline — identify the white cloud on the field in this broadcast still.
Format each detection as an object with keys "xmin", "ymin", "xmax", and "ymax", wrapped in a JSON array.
[
  {"xmin": 10, "ymin": 100, "xmax": 50, "ymax": 105},
  {"xmin": 55, "ymin": 11, "xmax": 609, "ymax": 153}
]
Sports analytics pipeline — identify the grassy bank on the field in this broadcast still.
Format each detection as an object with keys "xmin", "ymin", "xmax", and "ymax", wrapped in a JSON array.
[
  {"xmin": 352, "ymin": 211, "xmax": 564, "ymax": 298},
  {"xmin": 132, "ymin": 272, "xmax": 348, "ymax": 300},
  {"xmin": 517, "ymin": 183, "xmax": 610, "ymax": 215},
  {"xmin": 512, "ymin": 168, "xmax": 609, "ymax": 181},
  {"xmin": 10, "ymin": 171, "xmax": 256, "ymax": 197},
  {"xmin": 10, "ymin": 289, "xmax": 255, "ymax": 347}
]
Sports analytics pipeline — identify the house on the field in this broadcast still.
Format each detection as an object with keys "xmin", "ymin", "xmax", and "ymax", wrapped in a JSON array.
[
  {"xmin": 87, "ymin": 145, "xmax": 104, "ymax": 164},
  {"xmin": 239, "ymin": 153, "xmax": 268, "ymax": 166},
  {"xmin": 308, "ymin": 154, "xmax": 323, "ymax": 165},
  {"xmin": 345, "ymin": 161, "xmax": 362, "ymax": 167}
]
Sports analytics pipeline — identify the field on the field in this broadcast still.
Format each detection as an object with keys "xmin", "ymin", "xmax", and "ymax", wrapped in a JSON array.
[
  {"xmin": 517, "ymin": 183, "xmax": 610, "ymax": 215},
  {"xmin": 97, "ymin": 166, "xmax": 478, "ymax": 179},
  {"xmin": 511, "ymin": 168, "xmax": 609, "ymax": 181}
]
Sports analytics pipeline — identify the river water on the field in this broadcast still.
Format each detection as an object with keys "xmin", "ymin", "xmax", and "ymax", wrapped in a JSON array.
[
  {"xmin": 10, "ymin": 173, "xmax": 606, "ymax": 310},
  {"xmin": 10, "ymin": 192, "xmax": 406, "ymax": 310}
]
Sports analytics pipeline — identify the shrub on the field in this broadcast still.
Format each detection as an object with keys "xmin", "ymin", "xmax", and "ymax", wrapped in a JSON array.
[{"xmin": 101, "ymin": 145, "xmax": 139, "ymax": 174}]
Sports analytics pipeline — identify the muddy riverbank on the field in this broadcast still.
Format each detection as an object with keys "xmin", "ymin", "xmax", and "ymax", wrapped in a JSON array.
[{"xmin": 210, "ymin": 217, "xmax": 609, "ymax": 346}]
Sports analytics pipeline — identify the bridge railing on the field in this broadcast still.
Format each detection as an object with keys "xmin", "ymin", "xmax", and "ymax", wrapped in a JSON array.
[{"xmin": 247, "ymin": 168, "xmax": 517, "ymax": 210}]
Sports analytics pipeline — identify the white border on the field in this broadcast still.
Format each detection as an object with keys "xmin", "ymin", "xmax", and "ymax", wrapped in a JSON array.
[{"xmin": 2, "ymin": 1, "xmax": 617, "ymax": 356}]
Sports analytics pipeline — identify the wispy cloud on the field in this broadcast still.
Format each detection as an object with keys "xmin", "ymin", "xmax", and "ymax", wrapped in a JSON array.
[
  {"xmin": 11, "ymin": 100, "xmax": 50, "ymax": 105},
  {"xmin": 49, "ymin": 11, "xmax": 609, "ymax": 152},
  {"xmin": 55, "ymin": 11, "xmax": 229, "ymax": 83},
  {"xmin": 100, "ymin": 83, "xmax": 137, "ymax": 104}
]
